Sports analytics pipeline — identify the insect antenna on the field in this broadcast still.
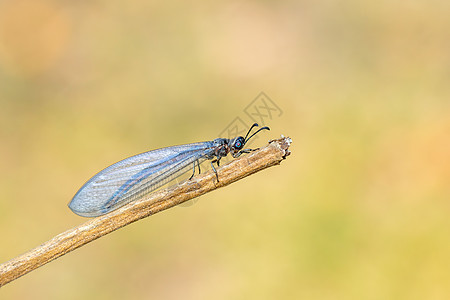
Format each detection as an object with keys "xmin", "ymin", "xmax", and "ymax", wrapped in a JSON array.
[{"xmin": 243, "ymin": 125, "xmax": 270, "ymax": 145}]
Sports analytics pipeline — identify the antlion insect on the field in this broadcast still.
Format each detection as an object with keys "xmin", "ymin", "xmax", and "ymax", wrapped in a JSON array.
[{"xmin": 69, "ymin": 123, "xmax": 270, "ymax": 217}]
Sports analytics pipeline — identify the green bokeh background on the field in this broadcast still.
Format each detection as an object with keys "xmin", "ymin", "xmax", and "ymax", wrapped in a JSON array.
[{"xmin": 1, "ymin": 0, "xmax": 449, "ymax": 299}]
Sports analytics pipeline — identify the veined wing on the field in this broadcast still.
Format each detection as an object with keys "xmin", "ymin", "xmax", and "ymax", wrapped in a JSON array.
[{"xmin": 69, "ymin": 142, "xmax": 214, "ymax": 217}]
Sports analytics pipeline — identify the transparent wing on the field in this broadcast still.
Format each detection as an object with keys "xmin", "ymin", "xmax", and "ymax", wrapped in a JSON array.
[{"xmin": 69, "ymin": 142, "xmax": 214, "ymax": 217}]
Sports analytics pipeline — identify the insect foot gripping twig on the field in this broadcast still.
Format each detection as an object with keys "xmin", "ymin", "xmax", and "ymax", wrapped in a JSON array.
[{"xmin": 0, "ymin": 136, "xmax": 292, "ymax": 287}]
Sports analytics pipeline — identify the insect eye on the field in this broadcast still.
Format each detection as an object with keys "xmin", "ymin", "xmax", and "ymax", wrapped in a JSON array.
[{"xmin": 234, "ymin": 139, "xmax": 243, "ymax": 149}]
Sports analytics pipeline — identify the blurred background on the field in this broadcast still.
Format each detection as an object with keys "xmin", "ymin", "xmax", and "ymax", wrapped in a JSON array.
[{"xmin": 1, "ymin": 0, "xmax": 449, "ymax": 299}]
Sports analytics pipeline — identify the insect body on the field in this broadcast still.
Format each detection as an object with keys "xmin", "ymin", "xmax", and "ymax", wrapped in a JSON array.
[{"xmin": 69, "ymin": 123, "xmax": 269, "ymax": 217}]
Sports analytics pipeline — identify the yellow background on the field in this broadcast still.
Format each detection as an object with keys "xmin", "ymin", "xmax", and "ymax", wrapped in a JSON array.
[{"xmin": 1, "ymin": 0, "xmax": 449, "ymax": 299}]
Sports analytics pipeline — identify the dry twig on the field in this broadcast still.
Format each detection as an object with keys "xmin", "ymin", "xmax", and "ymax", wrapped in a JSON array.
[{"xmin": 0, "ymin": 136, "xmax": 292, "ymax": 287}]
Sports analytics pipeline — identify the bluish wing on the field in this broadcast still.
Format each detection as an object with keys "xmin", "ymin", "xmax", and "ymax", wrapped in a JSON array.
[{"xmin": 69, "ymin": 142, "xmax": 213, "ymax": 217}]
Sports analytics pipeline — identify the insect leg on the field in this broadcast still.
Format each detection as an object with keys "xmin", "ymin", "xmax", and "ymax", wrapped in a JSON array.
[
  {"xmin": 210, "ymin": 159, "xmax": 219, "ymax": 182},
  {"xmin": 189, "ymin": 160, "xmax": 197, "ymax": 180},
  {"xmin": 197, "ymin": 159, "xmax": 201, "ymax": 174},
  {"xmin": 233, "ymin": 148, "xmax": 259, "ymax": 158}
]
